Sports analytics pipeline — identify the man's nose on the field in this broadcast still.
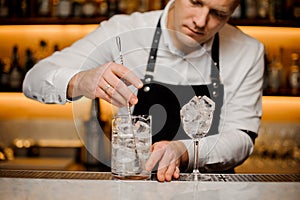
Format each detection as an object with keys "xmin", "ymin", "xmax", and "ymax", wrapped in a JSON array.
[{"xmin": 193, "ymin": 7, "xmax": 209, "ymax": 28}]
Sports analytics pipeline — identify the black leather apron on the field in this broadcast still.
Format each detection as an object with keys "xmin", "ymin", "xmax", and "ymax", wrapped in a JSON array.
[{"xmin": 133, "ymin": 18, "xmax": 224, "ymax": 144}]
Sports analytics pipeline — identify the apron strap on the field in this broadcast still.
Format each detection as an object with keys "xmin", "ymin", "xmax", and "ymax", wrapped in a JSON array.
[
  {"xmin": 144, "ymin": 17, "xmax": 162, "ymax": 84},
  {"xmin": 210, "ymin": 33, "xmax": 222, "ymax": 101}
]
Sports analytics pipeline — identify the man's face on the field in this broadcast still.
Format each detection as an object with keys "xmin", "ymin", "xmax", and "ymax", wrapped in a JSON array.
[{"xmin": 168, "ymin": 0, "xmax": 239, "ymax": 49}]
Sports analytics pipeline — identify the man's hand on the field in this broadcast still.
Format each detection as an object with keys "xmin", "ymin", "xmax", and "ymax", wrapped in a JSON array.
[
  {"xmin": 67, "ymin": 62, "xmax": 143, "ymax": 107},
  {"xmin": 145, "ymin": 141, "xmax": 189, "ymax": 182}
]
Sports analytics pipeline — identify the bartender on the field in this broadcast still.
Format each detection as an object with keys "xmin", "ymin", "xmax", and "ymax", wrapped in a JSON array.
[{"xmin": 23, "ymin": 0, "xmax": 264, "ymax": 182}]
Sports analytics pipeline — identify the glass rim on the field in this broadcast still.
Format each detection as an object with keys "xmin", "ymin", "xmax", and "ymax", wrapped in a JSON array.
[{"xmin": 112, "ymin": 114, "xmax": 152, "ymax": 120}]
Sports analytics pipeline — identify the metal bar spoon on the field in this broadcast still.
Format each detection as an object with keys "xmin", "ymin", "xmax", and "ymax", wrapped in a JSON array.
[
  {"xmin": 116, "ymin": 36, "xmax": 141, "ymax": 174},
  {"xmin": 116, "ymin": 36, "xmax": 132, "ymax": 117}
]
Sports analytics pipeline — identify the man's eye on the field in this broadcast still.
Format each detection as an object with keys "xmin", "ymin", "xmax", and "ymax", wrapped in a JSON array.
[
  {"xmin": 211, "ymin": 10, "xmax": 228, "ymax": 19},
  {"xmin": 190, "ymin": 0, "xmax": 202, "ymax": 6}
]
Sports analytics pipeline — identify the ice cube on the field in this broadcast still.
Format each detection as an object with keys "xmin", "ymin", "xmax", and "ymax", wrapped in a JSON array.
[
  {"xmin": 134, "ymin": 121, "xmax": 150, "ymax": 135},
  {"xmin": 180, "ymin": 95, "xmax": 215, "ymax": 138}
]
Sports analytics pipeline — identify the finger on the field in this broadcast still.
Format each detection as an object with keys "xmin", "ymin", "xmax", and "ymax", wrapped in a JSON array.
[
  {"xmin": 156, "ymin": 151, "xmax": 177, "ymax": 182},
  {"xmin": 157, "ymin": 161, "xmax": 180, "ymax": 182},
  {"xmin": 111, "ymin": 63, "xmax": 143, "ymax": 89},
  {"xmin": 145, "ymin": 145, "xmax": 165, "ymax": 172},
  {"xmin": 98, "ymin": 78, "xmax": 111, "ymax": 93},
  {"xmin": 98, "ymin": 78, "xmax": 128, "ymax": 107},
  {"xmin": 161, "ymin": 162, "xmax": 177, "ymax": 182},
  {"xmin": 156, "ymin": 143, "xmax": 181, "ymax": 182},
  {"xmin": 104, "ymin": 69, "xmax": 138, "ymax": 105},
  {"xmin": 95, "ymin": 86, "xmax": 123, "ymax": 107},
  {"xmin": 173, "ymin": 166, "xmax": 180, "ymax": 179}
]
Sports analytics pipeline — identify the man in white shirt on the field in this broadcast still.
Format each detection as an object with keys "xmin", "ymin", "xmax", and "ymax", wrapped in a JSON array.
[{"xmin": 23, "ymin": 0, "xmax": 264, "ymax": 182}]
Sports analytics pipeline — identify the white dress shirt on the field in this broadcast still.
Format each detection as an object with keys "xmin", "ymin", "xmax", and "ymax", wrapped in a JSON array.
[{"xmin": 23, "ymin": 0, "xmax": 264, "ymax": 172}]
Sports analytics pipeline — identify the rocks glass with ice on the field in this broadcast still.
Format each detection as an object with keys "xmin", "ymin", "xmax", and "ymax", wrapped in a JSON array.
[
  {"xmin": 111, "ymin": 115, "xmax": 152, "ymax": 180},
  {"xmin": 180, "ymin": 96, "xmax": 215, "ymax": 181}
]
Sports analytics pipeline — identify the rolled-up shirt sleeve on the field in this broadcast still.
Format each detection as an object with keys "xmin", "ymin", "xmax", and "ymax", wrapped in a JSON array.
[{"xmin": 23, "ymin": 58, "xmax": 80, "ymax": 104}]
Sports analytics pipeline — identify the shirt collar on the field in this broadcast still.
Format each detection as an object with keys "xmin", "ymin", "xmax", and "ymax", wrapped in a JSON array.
[{"xmin": 160, "ymin": 0, "xmax": 214, "ymax": 58}]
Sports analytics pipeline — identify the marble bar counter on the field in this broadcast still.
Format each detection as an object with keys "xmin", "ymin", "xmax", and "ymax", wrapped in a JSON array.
[{"xmin": 0, "ymin": 170, "xmax": 299, "ymax": 200}]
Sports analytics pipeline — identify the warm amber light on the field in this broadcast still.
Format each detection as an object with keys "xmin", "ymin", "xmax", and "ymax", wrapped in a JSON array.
[
  {"xmin": 239, "ymin": 26, "xmax": 300, "ymax": 67},
  {"xmin": 0, "ymin": 24, "xmax": 99, "ymax": 64},
  {"xmin": 0, "ymin": 93, "xmax": 299, "ymax": 123},
  {"xmin": 262, "ymin": 96, "xmax": 300, "ymax": 123},
  {"xmin": 239, "ymin": 26, "xmax": 300, "ymax": 49}
]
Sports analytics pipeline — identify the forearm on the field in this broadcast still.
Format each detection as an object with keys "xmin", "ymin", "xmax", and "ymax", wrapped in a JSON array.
[{"xmin": 181, "ymin": 129, "xmax": 254, "ymax": 172}]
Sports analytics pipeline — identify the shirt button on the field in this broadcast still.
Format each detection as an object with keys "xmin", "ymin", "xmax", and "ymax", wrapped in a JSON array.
[
  {"xmin": 213, "ymin": 82, "xmax": 218, "ymax": 88},
  {"xmin": 143, "ymin": 86, "xmax": 150, "ymax": 92},
  {"xmin": 145, "ymin": 77, "xmax": 151, "ymax": 83},
  {"xmin": 213, "ymin": 91, "xmax": 218, "ymax": 97}
]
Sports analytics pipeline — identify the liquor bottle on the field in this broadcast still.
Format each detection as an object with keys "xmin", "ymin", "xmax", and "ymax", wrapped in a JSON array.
[
  {"xmin": 288, "ymin": 53, "xmax": 300, "ymax": 96},
  {"xmin": 267, "ymin": 53, "xmax": 283, "ymax": 95},
  {"xmin": 262, "ymin": 50, "xmax": 270, "ymax": 95},
  {"xmin": 273, "ymin": 0, "xmax": 284, "ymax": 20},
  {"xmin": 72, "ymin": 0, "xmax": 83, "ymax": 18},
  {"xmin": 98, "ymin": 0, "xmax": 109, "ymax": 16},
  {"xmin": 37, "ymin": 0, "xmax": 52, "ymax": 17},
  {"xmin": 82, "ymin": 0, "xmax": 97, "ymax": 17},
  {"xmin": 278, "ymin": 47, "xmax": 288, "ymax": 95},
  {"xmin": 56, "ymin": 0, "xmax": 71, "ymax": 18},
  {"xmin": 108, "ymin": 0, "xmax": 118, "ymax": 16},
  {"xmin": 125, "ymin": 0, "xmax": 139, "ymax": 14},
  {"xmin": 138, "ymin": 0, "xmax": 149, "ymax": 12},
  {"xmin": 18, "ymin": 0, "xmax": 30, "ymax": 17},
  {"xmin": 294, "ymin": 1, "xmax": 300, "ymax": 19},
  {"xmin": 24, "ymin": 48, "xmax": 35, "ymax": 74},
  {"xmin": 0, "ymin": 58, "xmax": 10, "ymax": 91},
  {"xmin": 245, "ymin": 0, "xmax": 257, "ymax": 19},
  {"xmin": 257, "ymin": 0, "xmax": 269, "ymax": 19},
  {"xmin": 269, "ymin": 0, "xmax": 285, "ymax": 21},
  {"xmin": 0, "ymin": 0, "xmax": 9, "ymax": 17},
  {"xmin": 117, "ymin": 0, "xmax": 127, "ymax": 14},
  {"xmin": 9, "ymin": 45, "xmax": 24, "ymax": 92}
]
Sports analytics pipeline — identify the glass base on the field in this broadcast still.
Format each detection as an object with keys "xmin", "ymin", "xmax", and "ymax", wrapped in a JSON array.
[{"xmin": 179, "ymin": 173, "xmax": 211, "ymax": 181}]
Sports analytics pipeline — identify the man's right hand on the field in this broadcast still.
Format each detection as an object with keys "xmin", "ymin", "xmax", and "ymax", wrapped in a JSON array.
[{"xmin": 67, "ymin": 62, "xmax": 143, "ymax": 107}]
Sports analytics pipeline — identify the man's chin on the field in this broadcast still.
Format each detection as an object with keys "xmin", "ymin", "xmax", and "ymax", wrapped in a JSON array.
[{"xmin": 179, "ymin": 35, "xmax": 202, "ymax": 48}]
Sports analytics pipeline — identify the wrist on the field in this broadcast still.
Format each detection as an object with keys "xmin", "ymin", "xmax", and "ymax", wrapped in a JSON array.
[{"xmin": 67, "ymin": 73, "xmax": 79, "ymax": 99}]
